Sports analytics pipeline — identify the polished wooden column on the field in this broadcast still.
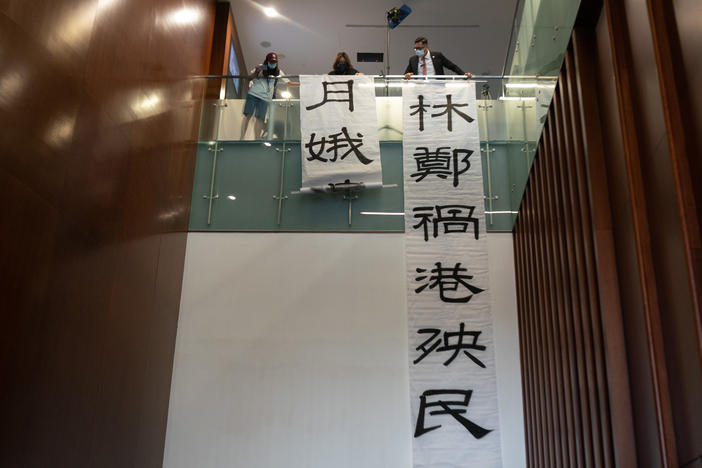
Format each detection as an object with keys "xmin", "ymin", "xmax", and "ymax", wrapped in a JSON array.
[{"xmin": 0, "ymin": 1, "xmax": 215, "ymax": 466}]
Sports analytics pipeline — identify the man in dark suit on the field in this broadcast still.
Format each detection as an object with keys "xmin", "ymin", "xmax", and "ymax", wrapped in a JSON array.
[{"xmin": 404, "ymin": 36, "xmax": 472, "ymax": 79}]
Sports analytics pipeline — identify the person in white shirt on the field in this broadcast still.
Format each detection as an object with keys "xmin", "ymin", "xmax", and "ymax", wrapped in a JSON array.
[
  {"xmin": 241, "ymin": 52, "xmax": 288, "ymax": 139},
  {"xmin": 403, "ymin": 36, "xmax": 472, "ymax": 79}
]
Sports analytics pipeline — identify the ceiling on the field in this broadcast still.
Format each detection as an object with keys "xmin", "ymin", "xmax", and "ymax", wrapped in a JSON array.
[{"xmin": 229, "ymin": 0, "xmax": 520, "ymax": 77}]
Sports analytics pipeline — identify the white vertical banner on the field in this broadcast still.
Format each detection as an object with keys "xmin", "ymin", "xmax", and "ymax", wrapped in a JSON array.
[
  {"xmin": 299, "ymin": 75, "xmax": 382, "ymax": 189},
  {"xmin": 403, "ymin": 81, "xmax": 502, "ymax": 467}
]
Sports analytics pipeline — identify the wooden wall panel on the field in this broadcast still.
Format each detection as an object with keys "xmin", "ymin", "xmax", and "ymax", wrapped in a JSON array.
[
  {"xmin": 571, "ymin": 27, "xmax": 638, "ymax": 468},
  {"xmin": 670, "ymin": 0, "xmax": 702, "ymax": 247},
  {"xmin": 645, "ymin": 1, "xmax": 702, "ymax": 462},
  {"xmin": 206, "ymin": 2, "xmax": 246, "ymax": 100},
  {"xmin": 514, "ymin": 1, "xmax": 702, "ymax": 466},
  {"xmin": 0, "ymin": 1, "xmax": 215, "ymax": 467},
  {"xmin": 604, "ymin": 0, "xmax": 702, "ymax": 464}
]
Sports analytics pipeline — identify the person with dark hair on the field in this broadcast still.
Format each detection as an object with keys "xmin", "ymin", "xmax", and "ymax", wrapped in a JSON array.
[
  {"xmin": 241, "ymin": 52, "xmax": 290, "ymax": 139},
  {"xmin": 404, "ymin": 36, "xmax": 472, "ymax": 79},
  {"xmin": 328, "ymin": 52, "xmax": 360, "ymax": 75}
]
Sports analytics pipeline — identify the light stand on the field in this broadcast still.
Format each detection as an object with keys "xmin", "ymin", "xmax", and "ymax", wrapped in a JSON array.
[
  {"xmin": 385, "ymin": 5, "xmax": 412, "ymax": 80},
  {"xmin": 386, "ymin": 9, "xmax": 394, "ymax": 77}
]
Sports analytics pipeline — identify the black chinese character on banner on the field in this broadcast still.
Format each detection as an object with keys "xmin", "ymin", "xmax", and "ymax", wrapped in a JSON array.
[
  {"xmin": 410, "ymin": 147, "xmax": 473, "ymax": 187},
  {"xmin": 305, "ymin": 127, "xmax": 373, "ymax": 165},
  {"xmin": 414, "ymin": 324, "xmax": 486, "ymax": 367},
  {"xmin": 305, "ymin": 80, "xmax": 354, "ymax": 112},
  {"xmin": 412, "ymin": 205, "xmax": 480, "ymax": 242},
  {"xmin": 409, "ymin": 95, "xmax": 474, "ymax": 131},
  {"xmin": 431, "ymin": 94, "xmax": 474, "ymax": 131},
  {"xmin": 415, "ymin": 262, "xmax": 484, "ymax": 303},
  {"xmin": 409, "ymin": 95, "xmax": 430, "ymax": 131},
  {"xmin": 414, "ymin": 389, "xmax": 492, "ymax": 439}
]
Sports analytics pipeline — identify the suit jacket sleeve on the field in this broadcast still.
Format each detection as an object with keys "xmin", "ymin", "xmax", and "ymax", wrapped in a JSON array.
[
  {"xmin": 405, "ymin": 56, "xmax": 416, "ymax": 74},
  {"xmin": 438, "ymin": 52, "xmax": 464, "ymax": 75}
]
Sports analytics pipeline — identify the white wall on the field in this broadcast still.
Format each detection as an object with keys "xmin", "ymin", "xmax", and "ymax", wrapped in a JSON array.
[
  {"xmin": 163, "ymin": 232, "xmax": 525, "ymax": 468},
  {"xmin": 489, "ymin": 233, "xmax": 527, "ymax": 468}
]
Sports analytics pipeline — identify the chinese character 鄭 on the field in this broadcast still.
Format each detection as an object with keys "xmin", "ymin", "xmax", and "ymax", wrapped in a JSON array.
[{"xmin": 411, "ymin": 147, "xmax": 473, "ymax": 187}]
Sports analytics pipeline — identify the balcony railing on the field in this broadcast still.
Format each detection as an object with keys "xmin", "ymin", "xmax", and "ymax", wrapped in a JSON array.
[{"xmin": 189, "ymin": 75, "xmax": 556, "ymax": 232}]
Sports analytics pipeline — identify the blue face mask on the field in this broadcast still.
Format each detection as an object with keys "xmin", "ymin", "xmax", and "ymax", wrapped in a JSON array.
[
  {"xmin": 337, "ymin": 63, "xmax": 347, "ymax": 71},
  {"xmin": 267, "ymin": 62, "xmax": 277, "ymax": 70},
  {"xmin": 415, "ymin": 48, "xmax": 425, "ymax": 57}
]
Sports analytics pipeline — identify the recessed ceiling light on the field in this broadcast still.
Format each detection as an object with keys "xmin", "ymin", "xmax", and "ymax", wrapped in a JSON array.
[
  {"xmin": 263, "ymin": 7, "xmax": 278, "ymax": 17},
  {"xmin": 227, "ymin": 195, "xmax": 237, "ymax": 200}
]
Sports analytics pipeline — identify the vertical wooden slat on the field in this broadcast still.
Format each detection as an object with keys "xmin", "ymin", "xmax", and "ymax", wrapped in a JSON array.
[
  {"xmin": 523, "ymin": 181, "xmax": 544, "ymax": 467},
  {"xmin": 526, "ymin": 163, "xmax": 547, "ymax": 466},
  {"xmin": 541, "ymin": 95, "xmax": 574, "ymax": 468},
  {"xmin": 645, "ymin": 0, "xmax": 702, "ymax": 366},
  {"xmin": 518, "ymin": 214, "xmax": 537, "ymax": 468},
  {"xmin": 514, "ymin": 220, "xmax": 536, "ymax": 466},
  {"xmin": 545, "ymin": 90, "xmax": 594, "ymax": 468},
  {"xmin": 603, "ymin": 0, "xmax": 679, "ymax": 465},
  {"xmin": 537, "ymin": 153, "xmax": 557, "ymax": 468},
  {"xmin": 570, "ymin": 27, "xmax": 638, "ymax": 468},
  {"xmin": 544, "ymin": 101, "xmax": 576, "ymax": 464},
  {"xmin": 531, "ymin": 159, "xmax": 557, "ymax": 467},
  {"xmin": 520, "ymin": 210, "xmax": 539, "ymax": 468},
  {"xmin": 554, "ymin": 53, "xmax": 597, "ymax": 468},
  {"xmin": 542, "ymin": 131, "xmax": 568, "ymax": 467},
  {"xmin": 552, "ymin": 74, "xmax": 605, "ymax": 468},
  {"xmin": 549, "ymin": 79, "xmax": 585, "ymax": 468},
  {"xmin": 525, "ymin": 172, "xmax": 544, "ymax": 468},
  {"xmin": 536, "ymin": 113, "xmax": 561, "ymax": 467},
  {"xmin": 557, "ymin": 65, "xmax": 615, "ymax": 468},
  {"xmin": 514, "ymin": 223, "xmax": 532, "ymax": 467},
  {"xmin": 561, "ymin": 51, "xmax": 616, "ymax": 468},
  {"xmin": 514, "ymin": 220, "xmax": 528, "ymax": 464}
]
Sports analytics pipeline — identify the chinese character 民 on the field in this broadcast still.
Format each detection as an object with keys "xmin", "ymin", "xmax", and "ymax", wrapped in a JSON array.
[
  {"xmin": 413, "ymin": 323, "xmax": 486, "ymax": 367},
  {"xmin": 414, "ymin": 389, "xmax": 492, "ymax": 439},
  {"xmin": 410, "ymin": 147, "xmax": 473, "ymax": 187},
  {"xmin": 305, "ymin": 127, "xmax": 373, "ymax": 165},
  {"xmin": 412, "ymin": 205, "xmax": 480, "ymax": 242},
  {"xmin": 415, "ymin": 262, "xmax": 484, "ymax": 303},
  {"xmin": 305, "ymin": 80, "xmax": 354, "ymax": 112},
  {"xmin": 431, "ymin": 94, "xmax": 474, "ymax": 131}
]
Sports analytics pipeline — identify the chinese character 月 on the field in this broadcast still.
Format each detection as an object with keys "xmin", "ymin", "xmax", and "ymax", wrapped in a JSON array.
[{"xmin": 305, "ymin": 80, "xmax": 355, "ymax": 112}]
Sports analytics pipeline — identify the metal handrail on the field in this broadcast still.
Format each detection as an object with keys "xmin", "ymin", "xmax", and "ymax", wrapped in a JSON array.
[{"xmin": 191, "ymin": 74, "xmax": 553, "ymax": 80}]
